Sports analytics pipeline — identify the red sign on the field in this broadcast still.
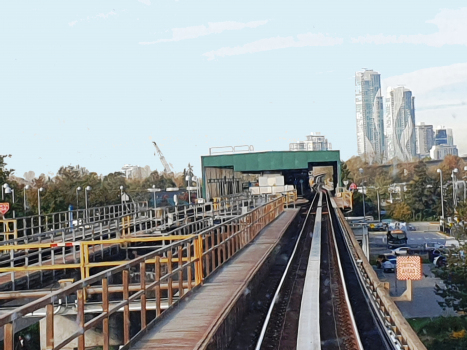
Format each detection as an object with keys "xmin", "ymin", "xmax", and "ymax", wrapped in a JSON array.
[
  {"xmin": 349, "ymin": 183, "xmax": 358, "ymax": 190},
  {"xmin": 0, "ymin": 203, "xmax": 10, "ymax": 215}
]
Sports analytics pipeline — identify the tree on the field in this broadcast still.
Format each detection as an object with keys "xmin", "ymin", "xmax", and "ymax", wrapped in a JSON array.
[
  {"xmin": 389, "ymin": 202, "xmax": 412, "ymax": 222},
  {"xmin": 0, "ymin": 155, "xmax": 13, "ymax": 184},
  {"xmin": 434, "ymin": 250, "xmax": 467, "ymax": 314},
  {"xmin": 406, "ymin": 161, "xmax": 439, "ymax": 220}
]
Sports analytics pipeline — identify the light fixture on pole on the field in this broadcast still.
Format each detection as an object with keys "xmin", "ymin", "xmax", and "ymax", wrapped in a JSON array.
[
  {"xmin": 192, "ymin": 176, "xmax": 200, "ymax": 200},
  {"xmin": 37, "ymin": 187, "xmax": 44, "ymax": 216},
  {"xmin": 464, "ymin": 166, "xmax": 467, "ymax": 202},
  {"xmin": 119, "ymin": 185, "xmax": 124, "ymax": 212},
  {"xmin": 76, "ymin": 187, "xmax": 82, "ymax": 209},
  {"xmin": 437, "ymin": 169, "xmax": 445, "ymax": 231},
  {"xmin": 23, "ymin": 185, "xmax": 31, "ymax": 212},
  {"xmin": 1, "ymin": 183, "xmax": 9, "ymax": 201},
  {"xmin": 85, "ymin": 186, "xmax": 91, "ymax": 221},
  {"xmin": 452, "ymin": 168, "xmax": 459, "ymax": 208},
  {"xmin": 359, "ymin": 168, "xmax": 366, "ymax": 222},
  {"xmin": 148, "ymin": 185, "xmax": 161, "ymax": 208},
  {"xmin": 375, "ymin": 187, "xmax": 381, "ymax": 222},
  {"xmin": 4, "ymin": 185, "xmax": 15, "ymax": 218}
]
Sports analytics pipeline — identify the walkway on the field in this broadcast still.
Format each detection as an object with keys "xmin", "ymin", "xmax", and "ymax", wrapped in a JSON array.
[{"xmin": 131, "ymin": 209, "xmax": 299, "ymax": 350}]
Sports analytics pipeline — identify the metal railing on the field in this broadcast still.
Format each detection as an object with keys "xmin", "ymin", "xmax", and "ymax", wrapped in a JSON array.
[
  {"xmin": 0, "ymin": 201, "xmax": 148, "ymax": 241},
  {"xmin": 0, "ymin": 197, "xmax": 261, "ymax": 290},
  {"xmin": 0, "ymin": 196, "xmax": 285, "ymax": 350},
  {"xmin": 208, "ymin": 145, "xmax": 254, "ymax": 155},
  {"xmin": 332, "ymin": 198, "xmax": 426, "ymax": 350}
]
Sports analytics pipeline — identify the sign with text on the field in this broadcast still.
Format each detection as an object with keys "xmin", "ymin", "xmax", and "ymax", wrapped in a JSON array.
[
  {"xmin": 0, "ymin": 203, "xmax": 10, "ymax": 215},
  {"xmin": 397, "ymin": 256, "xmax": 423, "ymax": 281}
]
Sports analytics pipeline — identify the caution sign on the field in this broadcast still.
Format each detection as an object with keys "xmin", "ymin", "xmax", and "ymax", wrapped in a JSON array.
[
  {"xmin": 0, "ymin": 203, "xmax": 10, "ymax": 215},
  {"xmin": 397, "ymin": 256, "xmax": 423, "ymax": 281}
]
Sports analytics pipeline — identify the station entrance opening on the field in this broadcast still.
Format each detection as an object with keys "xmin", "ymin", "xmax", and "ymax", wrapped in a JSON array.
[{"xmin": 201, "ymin": 150, "xmax": 341, "ymax": 200}]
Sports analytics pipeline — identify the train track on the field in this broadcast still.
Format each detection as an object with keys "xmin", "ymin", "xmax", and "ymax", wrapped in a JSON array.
[{"xmin": 245, "ymin": 189, "xmax": 364, "ymax": 350}]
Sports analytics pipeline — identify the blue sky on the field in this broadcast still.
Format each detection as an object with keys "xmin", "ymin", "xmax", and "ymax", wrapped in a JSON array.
[{"xmin": 1, "ymin": 1, "xmax": 467, "ymax": 177}]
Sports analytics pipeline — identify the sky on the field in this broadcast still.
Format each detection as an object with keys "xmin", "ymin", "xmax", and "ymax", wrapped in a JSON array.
[{"xmin": 1, "ymin": 1, "xmax": 467, "ymax": 178}]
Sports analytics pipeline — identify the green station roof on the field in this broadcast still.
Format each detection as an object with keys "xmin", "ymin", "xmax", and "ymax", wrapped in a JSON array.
[{"xmin": 201, "ymin": 150, "xmax": 341, "ymax": 172}]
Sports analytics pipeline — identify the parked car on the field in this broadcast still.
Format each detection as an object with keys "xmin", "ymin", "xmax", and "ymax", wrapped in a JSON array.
[
  {"xmin": 382, "ymin": 258, "xmax": 397, "ymax": 273},
  {"xmin": 376, "ymin": 254, "xmax": 397, "ymax": 268},
  {"xmin": 445, "ymin": 239, "xmax": 460, "ymax": 248},
  {"xmin": 407, "ymin": 224, "xmax": 416, "ymax": 231},
  {"xmin": 425, "ymin": 242, "xmax": 445, "ymax": 251},
  {"xmin": 392, "ymin": 247, "xmax": 412, "ymax": 256}
]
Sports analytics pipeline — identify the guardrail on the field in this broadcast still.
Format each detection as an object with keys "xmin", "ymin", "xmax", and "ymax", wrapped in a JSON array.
[
  {"xmin": 0, "ymin": 196, "xmax": 260, "ymax": 289},
  {"xmin": 208, "ymin": 145, "xmax": 255, "ymax": 155},
  {"xmin": 0, "ymin": 201, "xmax": 148, "ymax": 241},
  {"xmin": 0, "ymin": 196, "xmax": 285, "ymax": 350},
  {"xmin": 332, "ymin": 198, "xmax": 426, "ymax": 350}
]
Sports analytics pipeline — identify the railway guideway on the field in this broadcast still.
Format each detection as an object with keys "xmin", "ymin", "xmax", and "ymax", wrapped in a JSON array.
[{"xmin": 255, "ymin": 190, "xmax": 426, "ymax": 350}]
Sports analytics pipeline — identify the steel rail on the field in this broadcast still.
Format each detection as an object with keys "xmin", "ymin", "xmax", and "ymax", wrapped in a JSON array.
[
  {"xmin": 324, "ymin": 190, "xmax": 364, "ymax": 349},
  {"xmin": 254, "ymin": 191, "xmax": 319, "ymax": 350}
]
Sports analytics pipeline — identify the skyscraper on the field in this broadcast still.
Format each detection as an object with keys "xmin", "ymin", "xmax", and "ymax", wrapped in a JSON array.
[
  {"xmin": 415, "ymin": 122, "xmax": 434, "ymax": 158},
  {"xmin": 355, "ymin": 69, "xmax": 384, "ymax": 163},
  {"xmin": 434, "ymin": 126, "xmax": 454, "ymax": 146},
  {"xmin": 384, "ymin": 86, "xmax": 416, "ymax": 162},
  {"xmin": 430, "ymin": 126, "xmax": 458, "ymax": 160}
]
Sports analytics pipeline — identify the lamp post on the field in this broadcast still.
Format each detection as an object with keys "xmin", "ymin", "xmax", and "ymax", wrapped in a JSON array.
[
  {"xmin": 375, "ymin": 187, "xmax": 381, "ymax": 222},
  {"xmin": 23, "ymin": 185, "xmax": 30, "ymax": 212},
  {"xmin": 1, "ymin": 183, "xmax": 9, "ymax": 200},
  {"xmin": 4, "ymin": 185, "xmax": 15, "ymax": 218},
  {"xmin": 464, "ymin": 166, "xmax": 467, "ymax": 202},
  {"xmin": 452, "ymin": 168, "xmax": 459, "ymax": 208},
  {"xmin": 85, "ymin": 186, "xmax": 91, "ymax": 222},
  {"xmin": 148, "ymin": 185, "xmax": 161, "ymax": 208},
  {"xmin": 437, "ymin": 169, "xmax": 444, "ymax": 231},
  {"xmin": 38, "ymin": 187, "xmax": 44, "ymax": 216},
  {"xmin": 76, "ymin": 187, "xmax": 82, "ymax": 209},
  {"xmin": 119, "ymin": 186, "xmax": 124, "ymax": 213},
  {"xmin": 359, "ymin": 168, "xmax": 366, "ymax": 222},
  {"xmin": 193, "ymin": 176, "xmax": 201, "ymax": 200}
]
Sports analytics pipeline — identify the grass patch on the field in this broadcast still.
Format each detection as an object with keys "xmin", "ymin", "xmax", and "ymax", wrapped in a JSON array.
[{"xmin": 407, "ymin": 316, "xmax": 467, "ymax": 350}]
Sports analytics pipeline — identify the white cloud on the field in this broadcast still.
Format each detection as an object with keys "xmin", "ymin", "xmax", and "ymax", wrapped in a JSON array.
[
  {"xmin": 138, "ymin": 0, "xmax": 151, "ymax": 5},
  {"xmin": 382, "ymin": 62, "xmax": 467, "ymax": 95},
  {"xmin": 202, "ymin": 33, "xmax": 343, "ymax": 60},
  {"xmin": 139, "ymin": 20, "xmax": 268, "ymax": 45},
  {"xmin": 68, "ymin": 10, "xmax": 117, "ymax": 27},
  {"xmin": 383, "ymin": 63, "xmax": 467, "ymax": 154},
  {"xmin": 352, "ymin": 7, "xmax": 467, "ymax": 47}
]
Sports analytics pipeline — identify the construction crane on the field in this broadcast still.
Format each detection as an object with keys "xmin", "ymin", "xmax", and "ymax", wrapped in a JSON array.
[{"xmin": 152, "ymin": 142, "xmax": 174, "ymax": 176}]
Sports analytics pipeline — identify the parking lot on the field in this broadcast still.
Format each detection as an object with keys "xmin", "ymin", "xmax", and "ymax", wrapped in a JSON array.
[{"xmin": 369, "ymin": 222, "xmax": 457, "ymax": 318}]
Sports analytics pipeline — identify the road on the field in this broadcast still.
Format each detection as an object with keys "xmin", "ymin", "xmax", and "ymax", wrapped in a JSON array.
[{"xmin": 369, "ymin": 221, "xmax": 448, "ymax": 254}]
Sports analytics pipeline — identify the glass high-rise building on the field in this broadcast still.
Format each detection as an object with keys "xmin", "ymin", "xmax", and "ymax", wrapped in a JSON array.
[
  {"xmin": 415, "ymin": 122, "xmax": 434, "ymax": 158},
  {"xmin": 355, "ymin": 69, "xmax": 384, "ymax": 163},
  {"xmin": 384, "ymin": 86, "xmax": 416, "ymax": 162}
]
